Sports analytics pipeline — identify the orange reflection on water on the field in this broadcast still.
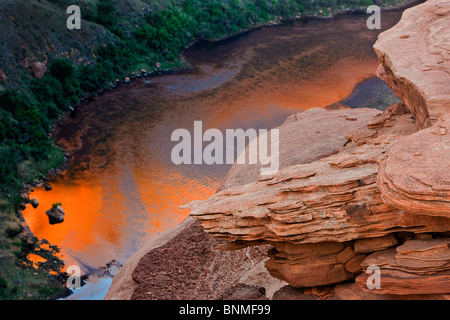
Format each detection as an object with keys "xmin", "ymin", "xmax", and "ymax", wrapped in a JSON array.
[
  {"xmin": 22, "ymin": 165, "xmax": 217, "ymax": 269},
  {"xmin": 246, "ymin": 59, "xmax": 378, "ymax": 111},
  {"xmin": 22, "ymin": 183, "xmax": 103, "ymax": 266},
  {"xmin": 26, "ymin": 253, "xmax": 47, "ymax": 268},
  {"xmin": 133, "ymin": 163, "xmax": 217, "ymax": 235},
  {"xmin": 203, "ymin": 57, "xmax": 380, "ymax": 130}
]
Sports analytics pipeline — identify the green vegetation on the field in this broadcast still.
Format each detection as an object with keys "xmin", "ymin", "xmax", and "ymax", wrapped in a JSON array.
[
  {"xmin": 0, "ymin": 250, "xmax": 65, "ymax": 300},
  {"xmin": 52, "ymin": 202, "xmax": 62, "ymax": 209},
  {"xmin": 0, "ymin": 0, "xmax": 409, "ymax": 299},
  {"xmin": 0, "ymin": 194, "xmax": 66, "ymax": 299}
]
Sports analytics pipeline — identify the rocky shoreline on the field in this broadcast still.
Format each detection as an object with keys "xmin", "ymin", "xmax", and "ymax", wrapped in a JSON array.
[{"xmin": 106, "ymin": 0, "xmax": 450, "ymax": 300}]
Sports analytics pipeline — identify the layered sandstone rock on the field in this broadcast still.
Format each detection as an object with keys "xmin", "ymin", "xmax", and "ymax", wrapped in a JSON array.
[
  {"xmin": 187, "ymin": 110, "xmax": 449, "ymax": 245},
  {"xmin": 220, "ymin": 108, "xmax": 380, "ymax": 190},
  {"xmin": 378, "ymin": 113, "xmax": 450, "ymax": 216},
  {"xmin": 272, "ymin": 282, "xmax": 450, "ymax": 300},
  {"xmin": 396, "ymin": 239, "xmax": 450, "ymax": 269},
  {"xmin": 374, "ymin": 0, "xmax": 450, "ymax": 128},
  {"xmin": 266, "ymin": 242, "xmax": 355, "ymax": 287},
  {"xmin": 356, "ymin": 239, "xmax": 450, "ymax": 295},
  {"xmin": 354, "ymin": 234, "xmax": 398, "ymax": 254},
  {"xmin": 187, "ymin": 105, "xmax": 450, "ymax": 288}
]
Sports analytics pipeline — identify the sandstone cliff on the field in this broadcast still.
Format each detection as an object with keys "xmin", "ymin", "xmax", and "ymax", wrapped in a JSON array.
[{"xmin": 374, "ymin": 0, "xmax": 450, "ymax": 129}]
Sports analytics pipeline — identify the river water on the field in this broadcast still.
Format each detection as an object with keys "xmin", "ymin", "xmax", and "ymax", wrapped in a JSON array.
[{"xmin": 22, "ymin": 8, "xmax": 410, "ymax": 299}]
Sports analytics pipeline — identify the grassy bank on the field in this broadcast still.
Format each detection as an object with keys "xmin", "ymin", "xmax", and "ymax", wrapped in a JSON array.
[{"xmin": 0, "ymin": 0, "xmax": 411, "ymax": 299}]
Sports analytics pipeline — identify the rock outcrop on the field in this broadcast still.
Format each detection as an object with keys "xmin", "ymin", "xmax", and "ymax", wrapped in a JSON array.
[
  {"xmin": 374, "ymin": 0, "xmax": 450, "ymax": 129},
  {"xmin": 266, "ymin": 242, "xmax": 356, "ymax": 287},
  {"xmin": 356, "ymin": 239, "xmax": 450, "ymax": 295},
  {"xmin": 220, "ymin": 108, "xmax": 380, "ymax": 190},
  {"xmin": 187, "ymin": 104, "xmax": 450, "ymax": 289},
  {"xmin": 187, "ymin": 109, "xmax": 449, "ymax": 245},
  {"xmin": 378, "ymin": 113, "xmax": 450, "ymax": 216}
]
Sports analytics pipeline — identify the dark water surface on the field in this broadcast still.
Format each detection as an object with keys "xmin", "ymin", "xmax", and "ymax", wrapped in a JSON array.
[{"xmin": 22, "ymin": 8, "xmax": 409, "ymax": 299}]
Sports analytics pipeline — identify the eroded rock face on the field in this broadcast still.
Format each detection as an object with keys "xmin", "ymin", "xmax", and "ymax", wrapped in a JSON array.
[
  {"xmin": 374, "ymin": 0, "xmax": 450, "ymax": 128},
  {"xmin": 220, "ymin": 108, "xmax": 380, "ymax": 190},
  {"xmin": 188, "ymin": 109, "xmax": 449, "ymax": 245},
  {"xmin": 356, "ymin": 239, "xmax": 450, "ymax": 295},
  {"xmin": 271, "ymin": 281, "xmax": 450, "ymax": 300},
  {"xmin": 186, "ymin": 1, "xmax": 450, "ymax": 292},
  {"xmin": 378, "ymin": 113, "xmax": 450, "ymax": 216},
  {"xmin": 187, "ymin": 105, "xmax": 450, "ymax": 288},
  {"xmin": 354, "ymin": 234, "xmax": 398, "ymax": 254},
  {"xmin": 266, "ymin": 242, "xmax": 354, "ymax": 287}
]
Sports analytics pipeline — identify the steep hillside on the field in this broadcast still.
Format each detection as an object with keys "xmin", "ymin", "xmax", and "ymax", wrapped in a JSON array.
[{"xmin": 0, "ymin": 0, "xmax": 115, "ymax": 89}]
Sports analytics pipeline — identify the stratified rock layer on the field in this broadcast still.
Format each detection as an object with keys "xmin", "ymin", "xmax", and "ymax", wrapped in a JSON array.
[
  {"xmin": 266, "ymin": 242, "xmax": 355, "ymax": 287},
  {"xmin": 356, "ymin": 239, "xmax": 450, "ymax": 295},
  {"xmin": 374, "ymin": 0, "xmax": 450, "ymax": 128},
  {"xmin": 187, "ymin": 105, "xmax": 450, "ymax": 288},
  {"xmin": 378, "ymin": 113, "xmax": 450, "ymax": 216},
  {"xmin": 188, "ymin": 110, "xmax": 449, "ymax": 245},
  {"xmin": 354, "ymin": 234, "xmax": 398, "ymax": 254},
  {"xmin": 220, "ymin": 108, "xmax": 380, "ymax": 190}
]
